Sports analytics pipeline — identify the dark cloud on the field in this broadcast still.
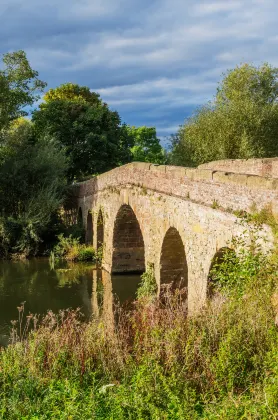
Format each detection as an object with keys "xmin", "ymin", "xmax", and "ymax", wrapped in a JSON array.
[{"xmin": 1, "ymin": 0, "xmax": 278, "ymax": 138}]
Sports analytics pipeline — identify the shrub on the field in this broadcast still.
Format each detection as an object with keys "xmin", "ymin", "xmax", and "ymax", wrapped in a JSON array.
[
  {"xmin": 53, "ymin": 234, "xmax": 96, "ymax": 262},
  {"xmin": 77, "ymin": 246, "xmax": 95, "ymax": 262},
  {"xmin": 136, "ymin": 263, "xmax": 157, "ymax": 300}
]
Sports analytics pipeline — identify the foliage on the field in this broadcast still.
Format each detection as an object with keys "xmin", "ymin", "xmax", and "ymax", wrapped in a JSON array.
[
  {"xmin": 53, "ymin": 234, "xmax": 96, "ymax": 262},
  {"xmin": 136, "ymin": 263, "xmax": 157, "ymax": 299},
  {"xmin": 126, "ymin": 125, "xmax": 166, "ymax": 164},
  {"xmin": 1, "ymin": 230, "xmax": 278, "ymax": 418},
  {"xmin": 43, "ymin": 83, "xmax": 101, "ymax": 105},
  {"xmin": 33, "ymin": 84, "xmax": 133, "ymax": 180},
  {"xmin": 0, "ymin": 50, "xmax": 46, "ymax": 131},
  {"xmin": 170, "ymin": 63, "xmax": 278, "ymax": 166},
  {"xmin": 0, "ymin": 121, "xmax": 67, "ymax": 257}
]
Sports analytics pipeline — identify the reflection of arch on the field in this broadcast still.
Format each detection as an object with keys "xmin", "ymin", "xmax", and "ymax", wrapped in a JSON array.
[
  {"xmin": 160, "ymin": 227, "xmax": 188, "ymax": 290},
  {"xmin": 112, "ymin": 204, "xmax": 145, "ymax": 273},
  {"xmin": 97, "ymin": 209, "xmax": 104, "ymax": 255},
  {"xmin": 207, "ymin": 247, "xmax": 235, "ymax": 297},
  {"xmin": 86, "ymin": 210, "xmax": 93, "ymax": 244},
  {"xmin": 77, "ymin": 207, "xmax": 83, "ymax": 226}
]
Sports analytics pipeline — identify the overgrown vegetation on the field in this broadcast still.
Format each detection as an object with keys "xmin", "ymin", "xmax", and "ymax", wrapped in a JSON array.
[
  {"xmin": 136, "ymin": 263, "xmax": 157, "ymax": 299},
  {"xmin": 53, "ymin": 234, "xmax": 96, "ymax": 262},
  {"xmin": 1, "ymin": 228, "xmax": 278, "ymax": 418}
]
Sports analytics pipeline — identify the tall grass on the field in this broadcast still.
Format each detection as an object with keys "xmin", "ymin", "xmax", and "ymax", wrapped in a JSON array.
[{"xmin": 1, "ymin": 230, "xmax": 278, "ymax": 418}]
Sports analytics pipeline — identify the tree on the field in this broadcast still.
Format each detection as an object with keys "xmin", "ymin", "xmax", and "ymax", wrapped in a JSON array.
[
  {"xmin": 169, "ymin": 63, "xmax": 278, "ymax": 167},
  {"xmin": 0, "ymin": 50, "xmax": 46, "ymax": 131},
  {"xmin": 126, "ymin": 126, "xmax": 165, "ymax": 164},
  {"xmin": 44, "ymin": 83, "xmax": 101, "ymax": 105},
  {"xmin": 0, "ymin": 120, "xmax": 67, "ymax": 256},
  {"xmin": 33, "ymin": 84, "xmax": 133, "ymax": 180}
]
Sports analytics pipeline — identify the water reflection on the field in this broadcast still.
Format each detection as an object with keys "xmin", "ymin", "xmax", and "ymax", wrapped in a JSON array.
[{"xmin": 0, "ymin": 259, "xmax": 141, "ymax": 346}]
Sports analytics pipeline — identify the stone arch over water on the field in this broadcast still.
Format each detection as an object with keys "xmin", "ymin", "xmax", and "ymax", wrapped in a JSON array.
[
  {"xmin": 77, "ymin": 207, "xmax": 83, "ymax": 225},
  {"xmin": 112, "ymin": 204, "xmax": 145, "ymax": 273},
  {"xmin": 160, "ymin": 227, "xmax": 188, "ymax": 290},
  {"xmin": 97, "ymin": 209, "xmax": 104, "ymax": 257},
  {"xmin": 86, "ymin": 210, "xmax": 93, "ymax": 244}
]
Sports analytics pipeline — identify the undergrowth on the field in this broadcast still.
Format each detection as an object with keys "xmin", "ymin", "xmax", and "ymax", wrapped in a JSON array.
[
  {"xmin": 1, "ymin": 225, "xmax": 278, "ymax": 418},
  {"xmin": 53, "ymin": 233, "xmax": 96, "ymax": 262}
]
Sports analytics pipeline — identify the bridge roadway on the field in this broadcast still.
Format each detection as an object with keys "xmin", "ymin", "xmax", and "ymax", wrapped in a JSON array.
[{"xmin": 68, "ymin": 158, "xmax": 278, "ymax": 313}]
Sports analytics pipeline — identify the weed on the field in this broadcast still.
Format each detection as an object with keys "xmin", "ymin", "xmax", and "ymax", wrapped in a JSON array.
[
  {"xmin": 212, "ymin": 199, "xmax": 220, "ymax": 209},
  {"xmin": 141, "ymin": 186, "xmax": 148, "ymax": 195}
]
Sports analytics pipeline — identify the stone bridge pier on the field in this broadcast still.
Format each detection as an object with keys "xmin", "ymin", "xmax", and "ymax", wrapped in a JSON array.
[{"xmin": 69, "ymin": 159, "xmax": 276, "ymax": 314}]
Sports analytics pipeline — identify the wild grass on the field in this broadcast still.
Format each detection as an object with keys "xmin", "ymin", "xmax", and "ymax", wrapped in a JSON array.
[{"xmin": 1, "ymin": 229, "xmax": 278, "ymax": 418}]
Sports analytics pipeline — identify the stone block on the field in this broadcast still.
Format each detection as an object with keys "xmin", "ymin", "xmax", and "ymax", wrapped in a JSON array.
[
  {"xmin": 212, "ymin": 171, "xmax": 230, "ymax": 183},
  {"xmin": 228, "ymin": 173, "xmax": 248, "ymax": 186},
  {"xmin": 247, "ymin": 175, "xmax": 272, "ymax": 189},
  {"xmin": 269, "ymin": 178, "xmax": 278, "ymax": 190},
  {"xmin": 150, "ymin": 164, "xmax": 166, "ymax": 173},
  {"xmin": 166, "ymin": 166, "xmax": 186, "ymax": 177},
  {"xmin": 194, "ymin": 169, "xmax": 213, "ymax": 181},
  {"xmin": 131, "ymin": 162, "xmax": 151, "ymax": 170},
  {"xmin": 185, "ymin": 168, "xmax": 195, "ymax": 179}
]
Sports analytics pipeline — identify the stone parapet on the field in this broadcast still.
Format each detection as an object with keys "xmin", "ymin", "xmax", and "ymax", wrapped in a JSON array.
[
  {"xmin": 70, "ymin": 160, "xmax": 278, "ymax": 215},
  {"xmin": 199, "ymin": 157, "xmax": 278, "ymax": 178}
]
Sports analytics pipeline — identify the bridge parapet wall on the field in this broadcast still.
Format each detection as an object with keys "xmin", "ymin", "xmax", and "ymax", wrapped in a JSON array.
[
  {"xmin": 72, "ymin": 160, "xmax": 278, "ymax": 215},
  {"xmin": 199, "ymin": 157, "xmax": 278, "ymax": 178}
]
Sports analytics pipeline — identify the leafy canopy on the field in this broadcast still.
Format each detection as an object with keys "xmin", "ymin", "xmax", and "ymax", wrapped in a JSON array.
[
  {"xmin": 33, "ymin": 84, "xmax": 133, "ymax": 180},
  {"xmin": 126, "ymin": 125, "xmax": 165, "ymax": 164},
  {"xmin": 43, "ymin": 83, "xmax": 101, "ymax": 105},
  {"xmin": 170, "ymin": 63, "xmax": 278, "ymax": 166},
  {"xmin": 0, "ymin": 50, "xmax": 46, "ymax": 130}
]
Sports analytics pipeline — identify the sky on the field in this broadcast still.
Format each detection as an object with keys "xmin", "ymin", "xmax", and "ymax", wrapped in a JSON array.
[{"xmin": 0, "ymin": 0, "xmax": 278, "ymax": 144}]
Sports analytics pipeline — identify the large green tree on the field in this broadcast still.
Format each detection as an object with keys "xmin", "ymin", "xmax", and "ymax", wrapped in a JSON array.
[
  {"xmin": 0, "ymin": 118, "xmax": 67, "ymax": 256},
  {"xmin": 0, "ymin": 50, "xmax": 46, "ymax": 131},
  {"xmin": 170, "ymin": 63, "xmax": 278, "ymax": 166},
  {"xmin": 126, "ymin": 125, "xmax": 165, "ymax": 164},
  {"xmin": 33, "ymin": 83, "xmax": 133, "ymax": 180}
]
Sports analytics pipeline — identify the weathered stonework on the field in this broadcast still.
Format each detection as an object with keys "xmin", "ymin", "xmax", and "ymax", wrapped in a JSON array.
[{"xmin": 69, "ymin": 159, "xmax": 275, "ymax": 314}]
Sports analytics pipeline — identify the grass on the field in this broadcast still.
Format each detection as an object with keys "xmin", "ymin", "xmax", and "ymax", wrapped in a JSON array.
[{"xmin": 1, "ymin": 227, "xmax": 278, "ymax": 418}]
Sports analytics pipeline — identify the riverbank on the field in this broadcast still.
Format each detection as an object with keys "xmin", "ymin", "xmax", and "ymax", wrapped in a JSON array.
[{"xmin": 1, "ymin": 236, "xmax": 278, "ymax": 419}]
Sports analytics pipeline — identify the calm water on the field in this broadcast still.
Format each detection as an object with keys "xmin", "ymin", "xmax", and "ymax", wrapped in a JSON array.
[{"xmin": 0, "ymin": 259, "xmax": 141, "ymax": 346}]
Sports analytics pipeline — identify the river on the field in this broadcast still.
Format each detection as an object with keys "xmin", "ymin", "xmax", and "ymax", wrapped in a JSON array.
[{"xmin": 0, "ymin": 259, "xmax": 141, "ymax": 346}]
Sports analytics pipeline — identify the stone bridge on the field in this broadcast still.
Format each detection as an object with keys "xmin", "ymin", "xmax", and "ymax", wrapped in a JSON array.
[{"xmin": 68, "ymin": 158, "xmax": 278, "ymax": 313}]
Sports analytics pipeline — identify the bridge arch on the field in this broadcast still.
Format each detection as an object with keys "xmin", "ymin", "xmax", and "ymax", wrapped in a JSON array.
[
  {"xmin": 112, "ymin": 204, "xmax": 145, "ymax": 273},
  {"xmin": 160, "ymin": 227, "xmax": 188, "ymax": 291},
  {"xmin": 207, "ymin": 247, "xmax": 235, "ymax": 297},
  {"xmin": 97, "ymin": 209, "xmax": 104, "ymax": 259},
  {"xmin": 86, "ymin": 210, "xmax": 93, "ymax": 244},
  {"xmin": 77, "ymin": 207, "xmax": 83, "ymax": 225}
]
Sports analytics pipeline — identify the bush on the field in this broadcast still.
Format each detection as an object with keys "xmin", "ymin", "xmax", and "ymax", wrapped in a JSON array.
[
  {"xmin": 136, "ymin": 263, "xmax": 157, "ymax": 299},
  {"xmin": 77, "ymin": 246, "xmax": 95, "ymax": 262},
  {"xmin": 53, "ymin": 234, "xmax": 96, "ymax": 262}
]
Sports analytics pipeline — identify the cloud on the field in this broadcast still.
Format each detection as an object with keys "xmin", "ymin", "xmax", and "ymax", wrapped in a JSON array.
[{"xmin": 0, "ymin": 0, "xmax": 278, "ymax": 139}]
